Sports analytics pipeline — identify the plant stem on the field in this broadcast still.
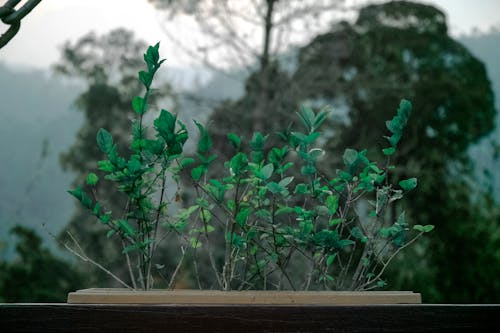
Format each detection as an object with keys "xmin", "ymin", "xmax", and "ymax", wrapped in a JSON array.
[
  {"xmin": 122, "ymin": 239, "xmax": 137, "ymax": 289},
  {"xmin": 357, "ymin": 232, "xmax": 424, "ymax": 290},
  {"xmin": 64, "ymin": 232, "xmax": 133, "ymax": 290},
  {"xmin": 146, "ymin": 167, "xmax": 167, "ymax": 290},
  {"xmin": 222, "ymin": 179, "xmax": 240, "ymax": 290},
  {"xmin": 168, "ymin": 246, "xmax": 186, "ymax": 289}
]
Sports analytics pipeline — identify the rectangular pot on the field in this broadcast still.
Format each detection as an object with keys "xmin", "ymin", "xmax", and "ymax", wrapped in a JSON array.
[{"xmin": 67, "ymin": 288, "xmax": 421, "ymax": 304}]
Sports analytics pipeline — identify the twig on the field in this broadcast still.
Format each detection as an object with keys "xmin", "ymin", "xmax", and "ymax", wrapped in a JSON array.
[
  {"xmin": 63, "ymin": 231, "xmax": 133, "ymax": 290},
  {"xmin": 357, "ymin": 232, "xmax": 424, "ymax": 290},
  {"xmin": 168, "ymin": 246, "xmax": 186, "ymax": 289},
  {"xmin": 122, "ymin": 238, "xmax": 137, "ymax": 289}
]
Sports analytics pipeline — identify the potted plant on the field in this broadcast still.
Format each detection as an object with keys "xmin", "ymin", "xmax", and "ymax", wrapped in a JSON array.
[{"xmin": 66, "ymin": 43, "xmax": 433, "ymax": 305}]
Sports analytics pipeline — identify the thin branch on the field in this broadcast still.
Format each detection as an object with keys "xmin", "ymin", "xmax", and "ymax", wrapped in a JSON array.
[
  {"xmin": 122, "ymin": 238, "xmax": 137, "ymax": 289},
  {"xmin": 357, "ymin": 232, "xmax": 424, "ymax": 290},
  {"xmin": 63, "ymin": 231, "xmax": 134, "ymax": 290},
  {"xmin": 168, "ymin": 246, "xmax": 186, "ymax": 289}
]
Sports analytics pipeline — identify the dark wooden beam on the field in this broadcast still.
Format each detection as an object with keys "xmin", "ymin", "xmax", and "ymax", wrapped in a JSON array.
[{"xmin": 1, "ymin": 304, "xmax": 499, "ymax": 332}]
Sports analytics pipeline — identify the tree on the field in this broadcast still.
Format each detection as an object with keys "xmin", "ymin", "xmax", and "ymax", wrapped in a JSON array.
[
  {"xmin": 149, "ymin": 0, "xmax": 347, "ymax": 133},
  {"xmin": 209, "ymin": 62, "xmax": 298, "ymax": 159},
  {"xmin": 0, "ymin": 226, "xmax": 84, "ymax": 302},
  {"xmin": 55, "ymin": 29, "xmax": 177, "ymax": 285},
  {"xmin": 292, "ymin": 1, "xmax": 499, "ymax": 302},
  {"xmin": 174, "ymin": 0, "xmax": 499, "ymax": 301}
]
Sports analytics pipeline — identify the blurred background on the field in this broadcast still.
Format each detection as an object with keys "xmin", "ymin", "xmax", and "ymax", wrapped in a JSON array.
[{"xmin": 0, "ymin": 0, "xmax": 499, "ymax": 303}]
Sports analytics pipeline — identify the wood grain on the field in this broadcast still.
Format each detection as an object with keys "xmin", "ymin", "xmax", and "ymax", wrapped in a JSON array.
[
  {"xmin": 1, "ymin": 304, "xmax": 499, "ymax": 332},
  {"xmin": 67, "ymin": 288, "xmax": 422, "ymax": 304}
]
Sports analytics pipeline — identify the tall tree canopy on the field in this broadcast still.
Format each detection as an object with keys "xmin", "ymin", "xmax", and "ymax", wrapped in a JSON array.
[
  {"xmin": 0, "ymin": 226, "xmax": 83, "ymax": 302},
  {"xmin": 295, "ymin": 1, "xmax": 495, "ymax": 162}
]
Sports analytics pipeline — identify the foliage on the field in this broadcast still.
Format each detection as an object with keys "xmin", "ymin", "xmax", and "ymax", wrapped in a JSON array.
[
  {"xmin": 55, "ymin": 29, "xmax": 177, "ymax": 286},
  {"xmin": 188, "ymin": 0, "xmax": 499, "ymax": 301},
  {"xmin": 209, "ymin": 62, "xmax": 297, "ymax": 160},
  {"xmin": 292, "ymin": 1, "xmax": 499, "ymax": 302},
  {"xmin": 69, "ymin": 43, "xmax": 432, "ymax": 291},
  {"xmin": 0, "ymin": 226, "xmax": 84, "ymax": 302},
  {"xmin": 149, "ymin": 0, "xmax": 346, "ymax": 135}
]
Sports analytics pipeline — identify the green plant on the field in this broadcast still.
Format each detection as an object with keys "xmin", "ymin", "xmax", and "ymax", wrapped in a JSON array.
[{"xmin": 68, "ymin": 43, "xmax": 433, "ymax": 291}]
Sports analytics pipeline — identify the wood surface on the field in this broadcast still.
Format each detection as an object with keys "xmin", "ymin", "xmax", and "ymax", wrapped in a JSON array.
[
  {"xmin": 67, "ymin": 288, "xmax": 422, "ymax": 304},
  {"xmin": 1, "ymin": 304, "xmax": 499, "ymax": 332}
]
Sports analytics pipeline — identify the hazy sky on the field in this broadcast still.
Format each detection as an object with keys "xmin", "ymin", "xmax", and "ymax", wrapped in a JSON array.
[{"xmin": 1, "ymin": 0, "xmax": 499, "ymax": 70}]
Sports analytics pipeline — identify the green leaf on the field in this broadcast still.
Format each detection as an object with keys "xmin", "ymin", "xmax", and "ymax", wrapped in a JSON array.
[
  {"xmin": 227, "ymin": 233, "xmax": 244, "ymax": 249},
  {"xmin": 382, "ymin": 147, "xmax": 396, "ymax": 156},
  {"xmin": 329, "ymin": 218, "xmax": 343, "ymax": 227},
  {"xmin": 278, "ymin": 176, "xmax": 294, "ymax": 188},
  {"xmin": 386, "ymin": 132, "xmax": 402, "ymax": 146},
  {"xmin": 343, "ymin": 148, "xmax": 358, "ymax": 167},
  {"xmin": 143, "ymin": 139, "xmax": 164, "ymax": 155},
  {"xmin": 319, "ymin": 274, "xmax": 335, "ymax": 282},
  {"xmin": 308, "ymin": 148, "xmax": 325, "ymax": 160},
  {"xmin": 100, "ymin": 213, "xmax": 111, "ymax": 224},
  {"xmin": 68, "ymin": 187, "xmax": 93, "ymax": 209},
  {"xmin": 338, "ymin": 239, "xmax": 355, "ymax": 248},
  {"xmin": 266, "ymin": 181, "xmax": 283, "ymax": 195},
  {"xmin": 191, "ymin": 165, "xmax": 206, "ymax": 181},
  {"xmin": 305, "ymin": 132, "xmax": 321, "ymax": 144},
  {"xmin": 122, "ymin": 244, "xmax": 140, "ymax": 253},
  {"xmin": 96, "ymin": 128, "xmax": 113, "ymax": 154},
  {"xmin": 194, "ymin": 120, "xmax": 212, "ymax": 154},
  {"xmin": 325, "ymin": 195, "xmax": 339, "ymax": 215},
  {"xmin": 86, "ymin": 173, "xmax": 99, "ymax": 186},
  {"xmin": 106, "ymin": 230, "xmax": 116, "ymax": 238},
  {"xmin": 399, "ymin": 178, "xmax": 417, "ymax": 191},
  {"xmin": 127, "ymin": 158, "xmax": 142, "ymax": 174},
  {"xmin": 259, "ymin": 163, "xmax": 274, "ymax": 180},
  {"xmin": 117, "ymin": 219, "xmax": 136, "ymax": 237},
  {"xmin": 145, "ymin": 43, "xmax": 160, "ymax": 65},
  {"xmin": 379, "ymin": 227, "xmax": 391, "ymax": 238},
  {"xmin": 93, "ymin": 202, "xmax": 101, "ymax": 215},
  {"xmin": 236, "ymin": 207, "xmax": 251, "ymax": 226},
  {"xmin": 413, "ymin": 224, "xmax": 435, "ymax": 233},
  {"xmin": 326, "ymin": 253, "xmax": 336, "ymax": 267},
  {"xmin": 154, "ymin": 109, "xmax": 177, "ymax": 142},
  {"xmin": 227, "ymin": 133, "xmax": 241, "ymax": 150},
  {"xmin": 294, "ymin": 183, "xmax": 309, "ymax": 194},
  {"xmin": 132, "ymin": 96, "xmax": 145, "ymax": 115},
  {"xmin": 350, "ymin": 227, "xmax": 368, "ymax": 242},
  {"xmin": 139, "ymin": 70, "xmax": 152, "ymax": 87},
  {"xmin": 180, "ymin": 157, "xmax": 195, "ymax": 168},
  {"xmin": 229, "ymin": 152, "xmax": 248, "ymax": 176},
  {"xmin": 189, "ymin": 237, "xmax": 202, "ymax": 249},
  {"xmin": 396, "ymin": 212, "xmax": 407, "ymax": 227},
  {"xmin": 275, "ymin": 206, "xmax": 294, "ymax": 216},
  {"xmin": 68, "ymin": 187, "xmax": 82, "ymax": 200},
  {"xmin": 297, "ymin": 106, "xmax": 315, "ymax": 132},
  {"xmin": 175, "ymin": 205, "xmax": 199, "ymax": 221},
  {"xmin": 97, "ymin": 160, "xmax": 115, "ymax": 172},
  {"xmin": 301, "ymin": 165, "xmax": 316, "ymax": 176},
  {"xmin": 313, "ymin": 109, "xmax": 329, "ymax": 130}
]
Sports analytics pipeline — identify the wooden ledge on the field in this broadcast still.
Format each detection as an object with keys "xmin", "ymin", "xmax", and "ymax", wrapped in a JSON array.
[
  {"xmin": 67, "ymin": 288, "xmax": 421, "ymax": 304},
  {"xmin": 1, "ymin": 304, "xmax": 499, "ymax": 332}
]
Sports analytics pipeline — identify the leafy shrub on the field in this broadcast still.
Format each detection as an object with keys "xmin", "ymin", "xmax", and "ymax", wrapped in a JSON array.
[{"xmin": 68, "ymin": 43, "xmax": 433, "ymax": 290}]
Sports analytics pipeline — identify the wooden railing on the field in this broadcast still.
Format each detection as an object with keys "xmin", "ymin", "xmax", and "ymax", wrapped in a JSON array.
[{"xmin": 1, "ymin": 304, "xmax": 499, "ymax": 332}]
